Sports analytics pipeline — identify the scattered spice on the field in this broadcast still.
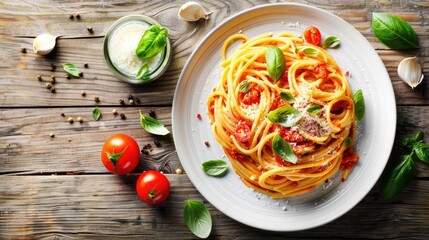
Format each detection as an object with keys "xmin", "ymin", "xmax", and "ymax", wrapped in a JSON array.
[
  {"xmin": 69, "ymin": 14, "xmax": 74, "ymax": 20},
  {"xmin": 87, "ymin": 27, "xmax": 93, "ymax": 33},
  {"xmin": 141, "ymin": 144, "xmax": 153, "ymax": 155},
  {"xmin": 149, "ymin": 110, "xmax": 156, "ymax": 118},
  {"xmin": 129, "ymin": 99, "xmax": 134, "ymax": 104},
  {"xmin": 50, "ymin": 63, "xmax": 56, "ymax": 72},
  {"xmin": 61, "ymin": 113, "xmax": 65, "ymax": 117},
  {"xmin": 197, "ymin": 113, "xmax": 202, "ymax": 120},
  {"xmin": 50, "ymin": 75, "xmax": 55, "ymax": 83},
  {"xmin": 127, "ymin": 94, "xmax": 134, "ymax": 101},
  {"xmin": 20, "ymin": 47, "xmax": 26, "ymax": 53},
  {"xmin": 46, "ymin": 83, "xmax": 52, "ymax": 89},
  {"xmin": 175, "ymin": 168, "xmax": 183, "ymax": 174},
  {"xmin": 154, "ymin": 140, "xmax": 161, "ymax": 147},
  {"xmin": 112, "ymin": 109, "xmax": 118, "ymax": 115},
  {"xmin": 135, "ymin": 97, "xmax": 141, "ymax": 104},
  {"xmin": 79, "ymin": 72, "xmax": 84, "ymax": 77},
  {"xmin": 119, "ymin": 99, "xmax": 125, "ymax": 105},
  {"xmin": 75, "ymin": 13, "xmax": 80, "ymax": 19},
  {"xmin": 37, "ymin": 75, "xmax": 42, "ymax": 81},
  {"xmin": 49, "ymin": 133, "xmax": 55, "ymax": 138},
  {"xmin": 50, "ymin": 87, "xmax": 56, "ymax": 93},
  {"xmin": 67, "ymin": 117, "xmax": 74, "ymax": 123},
  {"xmin": 120, "ymin": 113, "xmax": 126, "ymax": 120},
  {"xmin": 81, "ymin": 91, "xmax": 86, "ymax": 97},
  {"xmin": 77, "ymin": 117, "xmax": 83, "ymax": 123},
  {"xmin": 204, "ymin": 141, "xmax": 210, "ymax": 147},
  {"xmin": 84, "ymin": 63, "xmax": 89, "ymax": 68},
  {"xmin": 66, "ymin": 74, "xmax": 71, "ymax": 79},
  {"xmin": 94, "ymin": 96, "xmax": 100, "ymax": 102}
]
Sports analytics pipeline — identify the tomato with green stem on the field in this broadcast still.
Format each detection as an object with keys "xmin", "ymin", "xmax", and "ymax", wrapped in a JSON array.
[
  {"xmin": 101, "ymin": 134, "xmax": 140, "ymax": 175},
  {"xmin": 303, "ymin": 26, "xmax": 322, "ymax": 46},
  {"xmin": 136, "ymin": 170, "xmax": 170, "ymax": 205}
]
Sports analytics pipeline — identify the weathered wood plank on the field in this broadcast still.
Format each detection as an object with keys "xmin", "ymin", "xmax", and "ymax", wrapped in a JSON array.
[
  {"xmin": 1, "ymin": 106, "xmax": 428, "ymax": 175},
  {"xmin": 0, "ymin": 0, "xmax": 428, "ymax": 107},
  {"xmin": 0, "ymin": 175, "xmax": 428, "ymax": 239}
]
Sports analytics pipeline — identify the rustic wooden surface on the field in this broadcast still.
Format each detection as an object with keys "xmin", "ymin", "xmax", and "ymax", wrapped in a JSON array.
[{"xmin": 0, "ymin": 0, "xmax": 428, "ymax": 239}]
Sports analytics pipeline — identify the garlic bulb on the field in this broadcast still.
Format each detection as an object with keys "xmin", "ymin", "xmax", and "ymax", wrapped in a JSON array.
[
  {"xmin": 178, "ymin": 1, "xmax": 210, "ymax": 22},
  {"xmin": 397, "ymin": 57, "xmax": 424, "ymax": 89},
  {"xmin": 33, "ymin": 33, "xmax": 58, "ymax": 55}
]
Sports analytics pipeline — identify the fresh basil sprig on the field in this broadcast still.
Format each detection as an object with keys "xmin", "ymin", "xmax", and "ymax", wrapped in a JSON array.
[
  {"xmin": 280, "ymin": 92, "xmax": 296, "ymax": 103},
  {"xmin": 302, "ymin": 47, "xmax": 319, "ymax": 57},
  {"xmin": 323, "ymin": 36, "xmax": 340, "ymax": 49},
  {"xmin": 62, "ymin": 63, "xmax": 81, "ymax": 77},
  {"xmin": 272, "ymin": 134, "xmax": 298, "ymax": 164},
  {"xmin": 238, "ymin": 80, "xmax": 250, "ymax": 93},
  {"xmin": 266, "ymin": 46, "xmax": 285, "ymax": 83},
  {"xmin": 139, "ymin": 110, "xmax": 170, "ymax": 135},
  {"xmin": 372, "ymin": 13, "xmax": 419, "ymax": 49},
  {"xmin": 136, "ymin": 25, "xmax": 168, "ymax": 59},
  {"xmin": 344, "ymin": 136, "xmax": 352, "ymax": 148},
  {"xmin": 353, "ymin": 90, "xmax": 365, "ymax": 121},
  {"xmin": 184, "ymin": 200, "xmax": 212, "ymax": 239},
  {"xmin": 267, "ymin": 106, "xmax": 302, "ymax": 127},
  {"xmin": 136, "ymin": 64, "xmax": 149, "ymax": 80},
  {"xmin": 307, "ymin": 105, "xmax": 322, "ymax": 115},
  {"xmin": 92, "ymin": 107, "xmax": 101, "ymax": 121},
  {"xmin": 382, "ymin": 131, "xmax": 429, "ymax": 200},
  {"xmin": 201, "ymin": 160, "xmax": 229, "ymax": 177}
]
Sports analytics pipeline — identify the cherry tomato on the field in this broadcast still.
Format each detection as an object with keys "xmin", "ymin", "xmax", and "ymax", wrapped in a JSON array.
[
  {"xmin": 303, "ymin": 26, "xmax": 322, "ymax": 46},
  {"xmin": 136, "ymin": 170, "xmax": 170, "ymax": 205},
  {"xmin": 240, "ymin": 84, "xmax": 263, "ymax": 105},
  {"xmin": 101, "ymin": 134, "xmax": 140, "ymax": 175},
  {"xmin": 235, "ymin": 121, "xmax": 251, "ymax": 143}
]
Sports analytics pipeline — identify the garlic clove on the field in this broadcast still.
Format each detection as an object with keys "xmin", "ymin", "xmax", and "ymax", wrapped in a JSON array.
[
  {"xmin": 397, "ymin": 57, "xmax": 424, "ymax": 89},
  {"xmin": 178, "ymin": 1, "xmax": 210, "ymax": 22},
  {"xmin": 33, "ymin": 33, "xmax": 58, "ymax": 55}
]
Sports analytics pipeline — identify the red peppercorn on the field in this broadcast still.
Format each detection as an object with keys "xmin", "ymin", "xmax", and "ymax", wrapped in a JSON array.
[{"xmin": 197, "ymin": 114, "xmax": 202, "ymax": 120}]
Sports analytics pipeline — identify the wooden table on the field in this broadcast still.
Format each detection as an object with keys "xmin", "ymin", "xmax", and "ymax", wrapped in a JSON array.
[{"xmin": 1, "ymin": 0, "xmax": 428, "ymax": 239}]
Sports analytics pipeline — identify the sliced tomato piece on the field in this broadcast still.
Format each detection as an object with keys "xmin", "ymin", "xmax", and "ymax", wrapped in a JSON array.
[
  {"xmin": 235, "ymin": 121, "xmax": 251, "ymax": 143},
  {"xmin": 303, "ymin": 26, "xmax": 322, "ymax": 46}
]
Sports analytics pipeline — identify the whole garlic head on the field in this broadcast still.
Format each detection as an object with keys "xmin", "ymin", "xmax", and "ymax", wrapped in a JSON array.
[
  {"xmin": 33, "ymin": 33, "xmax": 58, "ymax": 55},
  {"xmin": 178, "ymin": 1, "xmax": 210, "ymax": 22},
  {"xmin": 397, "ymin": 57, "xmax": 424, "ymax": 89}
]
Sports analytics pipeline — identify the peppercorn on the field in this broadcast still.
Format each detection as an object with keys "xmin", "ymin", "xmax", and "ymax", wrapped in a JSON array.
[
  {"xmin": 50, "ymin": 87, "xmax": 56, "ymax": 93},
  {"xmin": 119, "ymin": 99, "xmax": 125, "ymax": 105},
  {"xmin": 84, "ymin": 63, "xmax": 89, "ymax": 68},
  {"xmin": 154, "ymin": 140, "xmax": 161, "ymax": 147},
  {"xmin": 176, "ymin": 169, "xmax": 183, "ymax": 174},
  {"xmin": 81, "ymin": 91, "xmax": 86, "ymax": 97},
  {"xmin": 75, "ymin": 13, "xmax": 80, "ymax": 19},
  {"xmin": 77, "ymin": 117, "xmax": 83, "ymax": 123},
  {"xmin": 120, "ymin": 113, "xmax": 126, "ymax": 120},
  {"xmin": 37, "ymin": 75, "xmax": 42, "ymax": 81},
  {"xmin": 127, "ymin": 94, "xmax": 134, "ymax": 100},
  {"xmin": 50, "ymin": 63, "xmax": 56, "ymax": 72},
  {"xmin": 66, "ymin": 74, "xmax": 71, "ymax": 79},
  {"xmin": 112, "ymin": 109, "xmax": 118, "ymax": 115},
  {"xmin": 135, "ymin": 97, "xmax": 141, "ymax": 104},
  {"xmin": 79, "ymin": 72, "xmax": 83, "ymax": 77},
  {"xmin": 204, "ymin": 141, "xmax": 210, "ymax": 147},
  {"xmin": 129, "ymin": 99, "xmax": 134, "ymax": 104},
  {"xmin": 50, "ymin": 75, "xmax": 55, "ymax": 83},
  {"xmin": 50, "ymin": 133, "xmax": 55, "ymax": 138},
  {"xmin": 20, "ymin": 48, "xmax": 26, "ymax": 53},
  {"xmin": 61, "ymin": 113, "xmax": 65, "ymax": 117},
  {"xmin": 46, "ymin": 83, "xmax": 52, "ymax": 89},
  {"xmin": 67, "ymin": 117, "xmax": 74, "ymax": 123},
  {"xmin": 149, "ymin": 110, "xmax": 156, "ymax": 118},
  {"xmin": 69, "ymin": 14, "xmax": 74, "ymax": 19},
  {"xmin": 87, "ymin": 27, "xmax": 93, "ymax": 33},
  {"xmin": 94, "ymin": 96, "xmax": 100, "ymax": 102}
]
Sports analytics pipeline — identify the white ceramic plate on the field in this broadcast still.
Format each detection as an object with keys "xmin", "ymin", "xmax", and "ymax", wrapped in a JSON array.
[{"xmin": 172, "ymin": 3, "xmax": 396, "ymax": 231}]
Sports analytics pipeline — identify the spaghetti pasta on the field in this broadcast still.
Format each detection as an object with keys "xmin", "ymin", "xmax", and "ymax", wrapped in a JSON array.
[{"xmin": 207, "ymin": 30, "xmax": 359, "ymax": 198}]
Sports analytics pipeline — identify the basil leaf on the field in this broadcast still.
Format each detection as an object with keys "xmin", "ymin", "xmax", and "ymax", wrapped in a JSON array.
[
  {"xmin": 238, "ymin": 80, "xmax": 250, "ymax": 93},
  {"xmin": 136, "ymin": 64, "xmax": 149, "ymax": 79},
  {"xmin": 307, "ymin": 105, "xmax": 322, "ymax": 115},
  {"xmin": 139, "ymin": 110, "xmax": 169, "ymax": 135},
  {"xmin": 402, "ymin": 131, "xmax": 424, "ymax": 149},
  {"xmin": 92, "ymin": 107, "xmax": 101, "ymax": 121},
  {"xmin": 62, "ymin": 63, "xmax": 81, "ymax": 77},
  {"xmin": 267, "ymin": 106, "xmax": 302, "ymax": 127},
  {"xmin": 272, "ymin": 134, "xmax": 298, "ymax": 164},
  {"xmin": 413, "ymin": 142, "xmax": 429, "ymax": 164},
  {"xmin": 266, "ymin": 46, "xmax": 285, "ymax": 83},
  {"xmin": 280, "ymin": 92, "xmax": 296, "ymax": 103},
  {"xmin": 372, "ymin": 13, "xmax": 419, "ymax": 49},
  {"xmin": 136, "ymin": 25, "xmax": 168, "ymax": 59},
  {"xmin": 382, "ymin": 154, "xmax": 415, "ymax": 200},
  {"xmin": 201, "ymin": 160, "xmax": 229, "ymax": 177},
  {"xmin": 303, "ymin": 47, "xmax": 319, "ymax": 57},
  {"xmin": 323, "ymin": 36, "xmax": 340, "ymax": 49},
  {"xmin": 345, "ymin": 137, "xmax": 352, "ymax": 148},
  {"xmin": 184, "ymin": 200, "xmax": 212, "ymax": 239},
  {"xmin": 353, "ymin": 89, "xmax": 365, "ymax": 121}
]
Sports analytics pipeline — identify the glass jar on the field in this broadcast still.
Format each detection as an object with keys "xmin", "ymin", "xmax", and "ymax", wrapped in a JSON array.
[{"xmin": 103, "ymin": 15, "xmax": 171, "ymax": 84}]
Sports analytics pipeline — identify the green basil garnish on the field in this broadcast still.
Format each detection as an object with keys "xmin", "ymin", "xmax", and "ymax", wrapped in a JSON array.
[
  {"xmin": 184, "ymin": 200, "xmax": 212, "ymax": 239},
  {"xmin": 201, "ymin": 160, "xmax": 229, "ymax": 177},
  {"xmin": 323, "ymin": 36, "xmax": 340, "ymax": 49},
  {"xmin": 372, "ymin": 13, "xmax": 419, "ymax": 49},
  {"xmin": 413, "ymin": 142, "xmax": 429, "ymax": 164},
  {"xmin": 344, "ymin": 137, "xmax": 352, "ymax": 148},
  {"xmin": 353, "ymin": 90, "xmax": 365, "ymax": 121},
  {"xmin": 307, "ymin": 105, "xmax": 322, "ymax": 115},
  {"xmin": 62, "ymin": 63, "xmax": 81, "ymax": 77},
  {"xmin": 272, "ymin": 134, "xmax": 298, "ymax": 164},
  {"xmin": 267, "ymin": 105, "xmax": 302, "ymax": 127},
  {"xmin": 139, "ymin": 110, "xmax": 170, "ymax": 135},
  {"xmin": 280, "ymin": 92, "xmax": 296, "ymax": 103},
  {"xmin": 302, "ymin": 47, "xmax": 319, "ymax": 57},
  {"xmin": 238, "ymin": 80, "xmax": 250, "ymax": 93},
  {"xmin": 92, "ymin": 107, "xmax": 101, "ymax": 121},
  {"xmin": 382, "ymin": 154, "xmax": 415, "ymax": 200},
  {"xmin": 136, "ymin": 64, "xmax": 149, "ymax": 80},
  {"xmin": 266, "ymin": 46, "xmax": 285, "ymax": 83},
  {"xmin": 136, "ymin": 25, "xmax": 168, "ymax": 59}
]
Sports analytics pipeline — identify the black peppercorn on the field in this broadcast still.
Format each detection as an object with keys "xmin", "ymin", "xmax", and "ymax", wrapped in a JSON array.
[
  {"xmin": 119, "ymin": 99, "xmax": 125, "ymax": 105},
  {"xmin": 75, "ymin": 13, "xmax": 80, "ymax": 19},
  {"xmin": 149, "ymin": 110, "xmax": 156, "ymax": 118},
  {"xmin": 120, "ymin": 113, "xmax": 126, "ymax": 120},
  {"xmin": 87, "ymin": 27, "xmax": 93, "ymax": 33},
  {"xmin": 127, "ymin": 94, "xmax": 134, "ymax": 100},
  {"xmin": 84, "ymin": 63, "xmax": 89, "ymax": 68},
  {"xmin": 79, "ymin": 72, "xmax": 83, "ymax": 77},
  {"xmin": 20, "ymin": 48, "xmax": 26, "ymax": 53}
]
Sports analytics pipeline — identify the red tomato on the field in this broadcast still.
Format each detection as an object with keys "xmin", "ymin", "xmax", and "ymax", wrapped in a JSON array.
[
  {"xmin": 303, "ymin": 26, "xmax": 322, "ymax": 46},
  {"xmin": 136, "ymin": 170, "xmax": 170, "ymax": 205},
  {"xmin": 235, "ymin": 121, "xmax": 251, "ymax": 143},
  {"xmin": 240, "ymin": 84, "xmax": 263, "ymax": 105},
  {"xmin": 101, "ymin": 134, "xmax": 140, "ymax": 175}
]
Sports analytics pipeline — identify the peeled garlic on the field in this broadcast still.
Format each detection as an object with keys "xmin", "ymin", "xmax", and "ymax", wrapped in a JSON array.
[
  {"xmin": 33, "ymin": 33, "xmax": 58, "ymax": 55},
  {"xmin": 178, "ymin": 1, "xmax": 210, "ymax": 22},
  {"xmin": 397, "ymin": 57, "xmax": 424, "ymax": 89}
]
